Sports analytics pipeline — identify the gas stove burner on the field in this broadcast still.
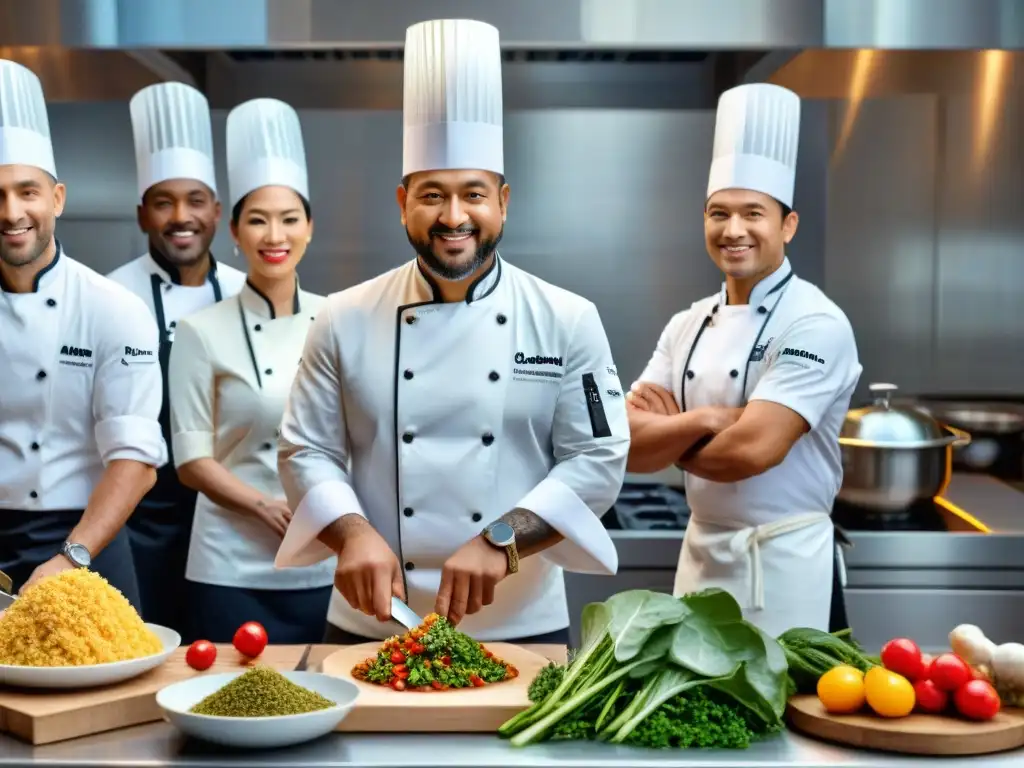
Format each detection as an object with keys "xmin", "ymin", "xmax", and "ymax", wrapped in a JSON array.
[{"xmin": 831, "ymin": 499, "xmax": 950, "ymax": 532}]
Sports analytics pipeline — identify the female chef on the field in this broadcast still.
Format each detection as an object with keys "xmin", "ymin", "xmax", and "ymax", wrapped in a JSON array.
[{"xmin": 167, "ymin": 98, "xmax": 335, "ymax": 643}]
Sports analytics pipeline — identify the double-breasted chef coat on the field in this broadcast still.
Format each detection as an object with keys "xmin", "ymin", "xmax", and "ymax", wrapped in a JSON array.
[
  {"xmin": 107, "ymin": 251, "xmax": 245, "ymax": 630},
  {"xmin": 637, "ymin": 257, "xmax": 862, "ymax": 638},
  {"xmin": 0, "ymin": 243, "xmax": 167, "ymax": 605},
  {"xmin": 168, "ymin": 280, "xmax": 336, "ymax": 594},
  {"xmin": 275, "ymin": 254, "xmax": 630, "ymax": 641}
]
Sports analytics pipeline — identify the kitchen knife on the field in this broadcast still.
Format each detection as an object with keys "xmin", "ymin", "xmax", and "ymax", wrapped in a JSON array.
[
  {"xmin": 0, "ymin": 569, "xmax": 14, "ymax": 611},
  {"xmin": 390, "ymin": 596, "xmax": 423, "ymax": 630}
]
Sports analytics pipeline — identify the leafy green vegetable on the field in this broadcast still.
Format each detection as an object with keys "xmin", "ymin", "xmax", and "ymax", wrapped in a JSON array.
[
  {"xmin": 778, "ymin": 626, "xmax": 879, "ymax": 694},
  {"xmin": 498, "ymin": 588, "xmax": 788, "ymax": 749}
]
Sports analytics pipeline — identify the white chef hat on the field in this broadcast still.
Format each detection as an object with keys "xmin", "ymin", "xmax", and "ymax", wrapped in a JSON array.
[
  {"xmin": 706, "ymin": 83, "xmax": 801, "ymax": 209},
  {"xmin": 0, "ymin": 60, "xmax": 56, "ymax": 178},
  {"xmin": 129, "ymin": 81, "xmax": 217, "ymax": 200},
  {"xmin": 225, "ymin": 98, "xmax": 309, "ymax": 209},
  {"xmin": 402, "ymin": 18, "xmax": 504, "ymax": 177}
]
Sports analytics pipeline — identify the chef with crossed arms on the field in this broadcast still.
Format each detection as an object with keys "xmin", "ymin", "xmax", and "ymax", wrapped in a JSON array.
[{"xmin": 626, "ymin": 83, "xmax": 863, "ymax": 637}]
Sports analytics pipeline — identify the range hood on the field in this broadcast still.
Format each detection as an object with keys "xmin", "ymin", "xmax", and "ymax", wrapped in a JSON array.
[{"xmin": 0, "ymin": 0, "xmax": 1019, "ymax": 106}]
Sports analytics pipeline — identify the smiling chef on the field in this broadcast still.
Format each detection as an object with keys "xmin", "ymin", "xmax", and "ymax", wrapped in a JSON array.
[
  {"xmin": 273, "ymin": 18, "xmax": 629, "ymax": 645},
  {"xmin": 107, "ymin": 82, "xmax": 246, "ymax": 634},
  {"xmin": 0, "ymin": 60, "xmax": 166, "ymax": 602},
  {"xmin": 626, "ymin": 83, "xmax": 863, "ymax": 638}
]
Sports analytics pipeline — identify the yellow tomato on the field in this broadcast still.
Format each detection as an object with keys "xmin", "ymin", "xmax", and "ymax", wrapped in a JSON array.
[
  {"xmin": 864, "ymin": 666, "xmax": 915, "ymax": 718},
  {"xmin": 817, "ymin": 665, "xmax": 866, "ymax": 714}
]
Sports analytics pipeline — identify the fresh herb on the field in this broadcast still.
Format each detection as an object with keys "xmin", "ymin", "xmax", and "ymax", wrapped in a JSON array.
[
  {"xmin": 352, "ymin": 613, "xmax": 518, "ymax": 692},
  {"xmin": 189, "ymin": 666, "xmax": 335, "ymax": 717},
  {"xmin": 777, "ymin": 626, "xmax": 880, "ymax": 694},
  {"xmin": 498, "ymin": 588, "xmax": 788, "ymax": 748}
]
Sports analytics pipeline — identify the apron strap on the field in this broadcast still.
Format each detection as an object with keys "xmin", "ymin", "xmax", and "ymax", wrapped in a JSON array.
[{"xmin": 724, "ymin": 512, "xmax": 832, "ymax": 611}]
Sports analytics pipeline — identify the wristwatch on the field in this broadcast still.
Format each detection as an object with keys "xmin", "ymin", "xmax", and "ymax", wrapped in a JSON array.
[
  {"xmin": 61, "ymin": 541, "xmax": 91, "ymax": 569},
  {"xmin": 482, "ymin": 521, "xmax": 519, "ymax": 575}
]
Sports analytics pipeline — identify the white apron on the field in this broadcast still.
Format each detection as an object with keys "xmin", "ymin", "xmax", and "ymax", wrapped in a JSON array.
[{"xmin": 665, "ymin": 265, "xmax": 841, "ymax": 637}]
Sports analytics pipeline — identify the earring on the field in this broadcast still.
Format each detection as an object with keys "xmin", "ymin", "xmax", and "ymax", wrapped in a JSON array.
[{"xmin": 233, "ymin": 244, "xmax": 239, "ymax": 257}]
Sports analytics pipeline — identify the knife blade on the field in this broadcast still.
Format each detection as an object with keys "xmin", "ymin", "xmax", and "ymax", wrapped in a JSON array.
[
  {"xmin": 390, "ymin": 596, "xmax": 423, "ymax": 630},
  {"xmin": 0, "ymin": 570, "xmax": 14, "ymax": 611}
]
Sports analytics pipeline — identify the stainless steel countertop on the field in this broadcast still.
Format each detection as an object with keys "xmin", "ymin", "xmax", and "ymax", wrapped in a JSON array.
[{"xmin": 2, "ymin": 723, "xmax": 1022, "ymax": 767}]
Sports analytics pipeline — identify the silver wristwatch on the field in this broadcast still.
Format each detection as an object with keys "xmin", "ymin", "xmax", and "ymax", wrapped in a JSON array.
[
  {"xmin": 482, "ymin": 521, "xmax": 519, "ymax": 574},
  {"xmin": 61, "ymin": 541, "xmax": 91, "ymax": 569}
]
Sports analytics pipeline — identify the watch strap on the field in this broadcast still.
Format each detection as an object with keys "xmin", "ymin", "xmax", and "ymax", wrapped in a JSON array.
[{"xmin": 505, "ymin": 542, "xmax": 519, "ymax": 575}]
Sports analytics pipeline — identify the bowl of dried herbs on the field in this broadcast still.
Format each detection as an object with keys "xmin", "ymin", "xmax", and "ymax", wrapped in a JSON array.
[{"xmin": 156, "ymin": 666, "xmax": 359, "ymax": 748}]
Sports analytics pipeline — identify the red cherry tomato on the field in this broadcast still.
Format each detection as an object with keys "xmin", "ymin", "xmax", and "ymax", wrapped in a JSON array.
[
  {"xmin": 470, "ymin": 674, "xmax": 485, "ymax": 687},
  {"xmin": 880, "ymin": 638, "xmax": 926, "ymax": 680},
  {"xmin": 954, "ymin": 679, "xmax": 1001, "ymax": 721},
  {"xmin": 232, "ymin": 621, "xmax": 268, "ymax": 658},
  {"xmin": 928, "ymin": 653, "xmax": 972, "ymax": 692},
  {"xmin": 390, "ymin": 677, "xmax": 406, "ymax": 691},
  {"xmin": 390, "ymin": 651, "xmax": 406, "ymax": 664},
  {"xmin": 913, "ymin": 678, "xmax": 949, "ymax": 714},
  {"xmin": 185, "ymin": 639, "xmax": 217, "ymax": 671}
]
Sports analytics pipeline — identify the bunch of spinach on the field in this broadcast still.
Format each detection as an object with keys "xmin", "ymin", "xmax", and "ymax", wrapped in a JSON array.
[{"xmin": 498, "ymin": 588, "xmax": 789, "ymax": 748}]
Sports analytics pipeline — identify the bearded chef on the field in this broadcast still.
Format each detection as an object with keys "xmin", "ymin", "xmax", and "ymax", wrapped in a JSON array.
[
  {"xmin": 626, "ymin": 83, "xmax": 862, "ymax": 638},
  {"xmin": 0, "ymin": 60, "xmax": 166, "ymax": 602},
  {"xmin": 107, "ymin": 82, "xmax": 246, "ymax": 633},
  {"xmin": 273, "ymin": 18, "xmax": 629, "ymax": 644}
]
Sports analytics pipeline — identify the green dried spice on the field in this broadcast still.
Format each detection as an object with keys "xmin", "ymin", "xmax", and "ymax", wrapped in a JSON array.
[{"xmin": 190, "ymin": 666, "xmax": 336, "ymax": 717}]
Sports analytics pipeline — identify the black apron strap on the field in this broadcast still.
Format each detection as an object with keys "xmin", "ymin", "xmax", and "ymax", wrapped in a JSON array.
[{"xmin": 829, "ymin": 525, "xmax": 850, "ymax": 632}]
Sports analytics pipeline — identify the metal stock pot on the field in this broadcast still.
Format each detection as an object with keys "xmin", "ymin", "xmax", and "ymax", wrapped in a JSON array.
[{"xmin": 838, "ymin": 383, "xmax": 972, "ymax": 512}]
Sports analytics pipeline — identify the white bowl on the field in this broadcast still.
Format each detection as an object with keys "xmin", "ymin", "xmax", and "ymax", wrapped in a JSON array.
[
  {"xmin": 156, "ymin": 671, "xmax": 360, "ymax": 749},
  {"xmin": 0, "ymin": 623, "xmax": 180, "ymax": 689}
]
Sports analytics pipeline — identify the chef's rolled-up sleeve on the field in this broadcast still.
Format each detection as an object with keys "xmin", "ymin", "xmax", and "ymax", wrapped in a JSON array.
[
  {"xmin": 276, "ymin": 304, "xmax": 364, "ymax": 569},
  {"xmin": 92, "ymin": 290, "xmax": 166, "ymax": 468},
  {"xmin": 167, "ymin": 320, "xmax": 215, "ymax": 467},
  {"xmin": 514, "ymin": 302, "xmax": 628, "ymax": 575},
  {"xmin": 749, "ymin": 312, "xmax": 862, "ymax": 430}
]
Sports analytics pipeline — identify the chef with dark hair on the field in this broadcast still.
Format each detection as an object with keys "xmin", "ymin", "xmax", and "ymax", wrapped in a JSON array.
[
  {"xmin": 273, "ymin": 18, "xmax": 629, "ymax": 645},
  {"xmin": 626, "ymin": 83, "xmax": 862, "ymax": 638},
  {"xmin": 0, "ymin": 60, "xmax": 166, "ymax": 603},
  {"xmin": 107, "ymin": 82, "xmax": 245, "ymax": 633}
]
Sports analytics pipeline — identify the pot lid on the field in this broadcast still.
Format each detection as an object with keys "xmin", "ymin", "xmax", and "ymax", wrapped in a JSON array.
[{"xmin": 841, "ymin": 383, "xmax": 951, "ymax": 447}]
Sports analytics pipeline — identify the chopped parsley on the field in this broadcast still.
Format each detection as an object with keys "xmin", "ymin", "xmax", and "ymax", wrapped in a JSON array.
[{"xmin": 351, "ymin": 613, "xmax": 519, "ymax": 692}]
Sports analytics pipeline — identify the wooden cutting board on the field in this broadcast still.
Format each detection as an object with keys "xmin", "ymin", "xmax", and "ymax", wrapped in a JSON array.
[
  {"xmin": 787, "ymin": 694, "xmax": 1024, "ymax": 756},
  {"xmin": 0, "ymin": 644, "xmax": 307, "ymax": 745},
  {"xmin": 321, "ymin": 642, "xmax": 562, "ymax": 732}
]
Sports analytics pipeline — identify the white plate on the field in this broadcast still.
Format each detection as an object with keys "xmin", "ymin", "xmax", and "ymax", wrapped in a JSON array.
[
  {"xmin": 156, "ymin": 671, "xmax": 359, "ymax": 749},
  {"xmin": 0, "ymin": 623, "xmax": 180, "ymax": 689}
]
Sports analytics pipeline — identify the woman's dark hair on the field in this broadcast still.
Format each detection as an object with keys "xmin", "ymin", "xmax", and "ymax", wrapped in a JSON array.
[{"xmin": 231, "ymin": 189, "xmax": 312, "ymax": 225}]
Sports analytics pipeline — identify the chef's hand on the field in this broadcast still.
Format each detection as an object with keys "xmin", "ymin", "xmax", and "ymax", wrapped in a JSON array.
[
  {"xmin": 252, "ymin": 497, "xmax": 292, "ymax": 537},
  {"xmin": 435, "ymin": 536, "xmax": 508, "ymax": 625},
  {"xmin": 627, "ymin": 381, "xmax": 680, "ymax": 415},
  {"xmin": 19, "ymin": 555, "xmax": 76, "ymax": 594},
  {"xmin": 335, "ymin": 523, "xmax": 405, "ymax": 623}
]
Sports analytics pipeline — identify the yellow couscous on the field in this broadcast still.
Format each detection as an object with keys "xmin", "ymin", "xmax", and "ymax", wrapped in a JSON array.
[{"xmin": 0, "ymin": 569, "xmax": 164, "ymax": 667}]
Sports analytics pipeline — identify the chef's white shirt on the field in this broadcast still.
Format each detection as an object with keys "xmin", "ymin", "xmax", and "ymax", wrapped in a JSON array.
[
  {"xmin": 274, "ymin": 255, "xmax": 629, "ymax": 640},
  {"xmin": 168, "ymin": 280, "xmax": 336, "ymax": 590},
  {"xmin": 0, "ymin": 244, "xmax": 167, "ymax": 510},
  {"xmin": 107, "ymin": 252, "xmax": 246, "ymax": 343},
  {"xmin": 636, "ymin": 257, "xmax": 862, "ymax": 525}
]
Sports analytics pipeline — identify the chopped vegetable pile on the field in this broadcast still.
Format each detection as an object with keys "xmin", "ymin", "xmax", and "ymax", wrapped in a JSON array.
[
  {"xmin": 498, "ymin": 588, "xmax": 790, "ymax": 749},
  {"xmin": 190, "ymin": 666, "xmax": 336, "ymax": 717},
  {"xmin": 351, "ymin": 612, "xmax": 519, "ymax": 691}
]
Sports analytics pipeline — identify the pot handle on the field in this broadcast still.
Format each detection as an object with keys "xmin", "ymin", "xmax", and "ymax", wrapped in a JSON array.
[{"xmin": 948, "ymin": 425, "xmax": 972, "ymax": 448}]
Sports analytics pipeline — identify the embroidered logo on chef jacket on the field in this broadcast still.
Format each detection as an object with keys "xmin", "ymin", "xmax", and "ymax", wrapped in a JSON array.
[
  {"xmin": 780, "ymin": 347, "xmax": 825, "ymax": 365},
  {"xmin": 749, "ymin": 336, "xmax": 774, "ymax": 362},
  {"xmin": 59, "ymin": 345, "xmax": 94, "ymax": 368},
  {"xmin": 512, "ymin": 350, "xmax": 564, "ymax": 383},
  {"xmin": 121, "ymin": 346, "xmax": 157, "ymax": 365}
]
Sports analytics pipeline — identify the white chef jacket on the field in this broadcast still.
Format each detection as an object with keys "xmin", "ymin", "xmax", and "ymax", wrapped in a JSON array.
[
  {"xmin": 107, "ymin": 252, "xmax": 247, "ymax": 343},
  {"xmin": 637, "ymin": 257, "xmax": 862, "ymax": 636},
  {"xmin": 275, "ymin": 255, "xmax": 629, "ymax": 640},
  {"xmin": 168, "ymin": 280, "xmax": 336, "ymax": 590},
  {"xmin": 0, "ymin": 244, "xmax": 167, "ymax": 510}
]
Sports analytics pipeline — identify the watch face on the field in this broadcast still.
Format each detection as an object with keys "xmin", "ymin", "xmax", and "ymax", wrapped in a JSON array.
[
  {"xmin": 66, "ymin": 543, "xmax": 90, "ymax": 567},
  {"xmin": 486, "ymin": 521, "xmax": 515, "ymax": 547}
]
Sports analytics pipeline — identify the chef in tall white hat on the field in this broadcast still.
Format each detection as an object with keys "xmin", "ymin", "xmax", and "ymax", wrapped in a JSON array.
[
  {"xmin": 0, "ymin": 60, "xmax": 166, "ymax": 603},
  {"xmin": 166, "ymin": 97, "xmax": 334, "ymax": 643},
  {"xmin": 273, "ymin": 18, "xmax": 628, "ymax": 644},
  {"xmin": 626, "ymin": 83, "xmax": 863, "ymax": 638},
  {"xmin": 107, "ymin": 81, "xmax": 245, "ymax": 636}
]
